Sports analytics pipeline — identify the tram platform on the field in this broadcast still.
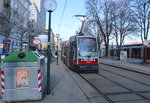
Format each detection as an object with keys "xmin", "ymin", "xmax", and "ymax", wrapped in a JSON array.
[
  {"xmin": 99, "ymin": 57, "xmax": 150, "ymax": 75},
  {"xmin": 0, "ymin": 59, "xmax": 90, "ymax": 103}
]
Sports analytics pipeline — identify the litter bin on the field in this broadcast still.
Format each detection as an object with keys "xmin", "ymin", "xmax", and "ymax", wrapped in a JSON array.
[
  {"xmin": 0, "ymin": 53, "xmax": 9, "ymax": 70},
  {"xmin": 1, "ymin": 51, "xmax": 47, "ymax": 102},
  {"xmin": 0, "ymin": 53, "xmax": 9, "ymax": 61}
]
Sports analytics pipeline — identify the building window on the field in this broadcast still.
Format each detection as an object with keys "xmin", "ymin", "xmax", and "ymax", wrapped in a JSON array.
[{"xmin": 4, "ymin": 0, "xmax": 10, "ymax": 7}]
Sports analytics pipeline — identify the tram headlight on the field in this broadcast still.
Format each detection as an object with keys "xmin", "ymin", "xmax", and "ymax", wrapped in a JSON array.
[
  {"xmin": 79, "ymin": 59, "xmax": 84, "ymax": 62},
  {"xmin": 93, "ymin": 59, "xmax": 98, "ymax": 62}
]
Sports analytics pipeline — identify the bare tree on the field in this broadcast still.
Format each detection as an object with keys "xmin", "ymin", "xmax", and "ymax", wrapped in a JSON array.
[
  {"xmin": 18, "ymin": 26, "xmax": 28, "ymax": 51},
  {"xmin": 18, "ymin": 21, "xmax": 38, "ymax": 51},
  {"xmin": 112, "ymin": 1, "xmax": 138, "ymax": 47},
  {"xmin": 82, "ymin": 20, "xmax": 93, "ymax": 36},
  {"xmin": 131, "ymin": 0, "xmax": 150, "ymax": 41},
  {"xmin": 86, "ymin": 0, "xmax": 113, "ymax": 56},
  {"xmin": 0, "ymin": 8, "xmax": 21, "ymax": 53},
  {"xmin": 110, "ymin": 0, "xmax": 139, "ymax": 59},
  {"xmin": 84, "ymin": 20, "xmax": 104, "ymax": 54}
]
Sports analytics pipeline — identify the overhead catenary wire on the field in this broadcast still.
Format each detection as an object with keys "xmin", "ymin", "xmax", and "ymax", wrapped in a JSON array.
[{"xmin": 59, "ymin": 0, "xmax": 68, "ymax": 30}]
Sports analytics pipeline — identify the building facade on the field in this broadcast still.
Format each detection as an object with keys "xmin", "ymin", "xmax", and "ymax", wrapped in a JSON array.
[
  {"xmin": 30, "ymin": 0, "xmax": 46, "ymax": 36},
  {"xmin": 10, "ymin": 0, "xmax": 32, "ymax": 52},
  {"xmin": 0, "ymin": 0, "xmax": 46, "ymax": 53},
  {"xmin": 0, "ymin": 0, "xmax": 32, "ymax": 53},
  {"xmin": 0, "ymin": 0, "xmax": 11, "ymax": 53}
]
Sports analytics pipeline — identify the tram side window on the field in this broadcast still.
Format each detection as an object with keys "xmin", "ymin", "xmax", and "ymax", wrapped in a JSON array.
[
  {"xmin": 131, "ymin": 48, "xmax": 134, "ymax": 58},
  {"xmin": 73, "ymin": 48, "xmax": 77, "ymax": 60},
  {"xmin": 69, "ymin": 46, "xmax": 74, "ymax": 59},
  {"xmin": 147, "ymin": 48, "xmax": 150, "ymax": 59},
  {"xmin": 70, "ymin": 46, "xmax": 77, "ymax": 60},
  {"xmin": 64, "ymin": 46, "xmax": 68, "ymax": 57},
  {"xmin": 64, "ymin": 47, "xmax": 66, "ymax": 56},
  {"xmin": 124, "ymin": 49, "xmax": 129, "ymax": 58},
  {"xmin": 137, "ymin": 48, "xmax": 141, "ymax": 59},
  {"xmin": 70, "ymin": 42, "xmax": 77, "ymax": 60},
  {"xmin": 131, "ymin": 48, "xmax": 141, "ymax": 58}
]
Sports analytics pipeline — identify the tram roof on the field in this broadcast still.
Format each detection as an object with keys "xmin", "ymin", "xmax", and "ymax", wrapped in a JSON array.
[{"xmin": 70, "ymin": 35, "xmax": 96, "ymax": 38}]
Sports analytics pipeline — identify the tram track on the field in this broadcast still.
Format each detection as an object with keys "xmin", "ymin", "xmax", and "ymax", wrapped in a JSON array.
[
  {"xmin": 80, "ymin": 73, "xmax": 150, "ymax": 102},
  {"xmin": 100, "ymin": 62, "xmax": 150, "ymax": 76},
  {"xmin": 97, "ymin": 73, "xmax": 150, "ymax": 101},
  {"xmin": 98, "ymin": 64, "xmax": 150, "ymax": 101},
  {"xmin": 100, "ymin": 67, "xmax": 150, "ymax": 87},
  {"xmin": 79, "ymin": 74, "xmax": 114, "ymax": 103},
  {"xmin": 62, "ymin": 60, "xmax": 113, "ymax": 103},
  {"xmin": 61, "ymin": 60, "xmax": 150, "ymax": 102}
]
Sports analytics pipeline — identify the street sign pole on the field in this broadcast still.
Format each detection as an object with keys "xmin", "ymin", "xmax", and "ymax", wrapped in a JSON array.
[{"xmin": 143, "ymin": 39, "xmax": 149, "ymax": 64}]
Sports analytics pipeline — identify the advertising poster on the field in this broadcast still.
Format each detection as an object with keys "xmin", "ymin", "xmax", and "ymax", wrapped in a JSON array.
[
  {"xmin": 16, "ymin": 69, "xmax": 30, "ymax": 88},
  {"xmin": 120, "ymin": 51, "xmax": 127, "ymax": 61}
]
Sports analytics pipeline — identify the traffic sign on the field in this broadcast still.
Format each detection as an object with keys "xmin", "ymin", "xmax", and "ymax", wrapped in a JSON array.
[
  {"xmin": 33, "ymin": 38, "xmax": 41, "ymax": 46},
  {"xmin": 144, "ymin": 40, "xmax": 149, "ymax": 46},
  {"xmin": 56, "ymin": 33, "xmax": 60, "ymax": 38}
]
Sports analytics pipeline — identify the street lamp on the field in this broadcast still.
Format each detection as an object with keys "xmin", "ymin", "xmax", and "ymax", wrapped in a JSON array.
[
  {"xmin": 44, "ymin": 0, "xmax": 57, "ymax": 94},
  {"xmin": 56, "ymin": 33, "xmax": 60, "ymax": 65}
]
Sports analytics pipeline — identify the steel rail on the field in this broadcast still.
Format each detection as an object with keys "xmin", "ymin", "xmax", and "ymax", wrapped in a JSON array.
[
  {"xmin": 97, "ymin": 73, "xmax": 150, "ymax": 101},
  {"xmin": 61, "ymin": 60, "xmax": 113, "ymax": 103},
  {"xmin": 79, "ymin": 74, "xmax": 114, "ymax": 103},
  {"xmin": 100, "ymin": 66, "xmax": 150, "ymax": 87},
  {"xmin": 100, "ymin": 62, "xmax": 150, "ymax": 76}
]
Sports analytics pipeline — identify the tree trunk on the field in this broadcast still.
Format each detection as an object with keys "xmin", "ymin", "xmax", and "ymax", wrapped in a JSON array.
[
  {"xmin": 118, "ymin": 46, "xmax": 121, "ymax": 60},
  {"xmin": 105, "ymin": 43, "xmax": 109, "ymax": 57},
  {"xmin": 20, "ymin": 34, "xmax": 23, "ymax": 51}
]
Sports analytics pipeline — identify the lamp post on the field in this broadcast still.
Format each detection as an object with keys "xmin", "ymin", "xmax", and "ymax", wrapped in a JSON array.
[
  {"xmin": 44, "ymin": 0, "xmax": 57, "ymax": 94},
  {"xmin": 56, "ymin": 33, "xmax": 60, "ymax": 65}
]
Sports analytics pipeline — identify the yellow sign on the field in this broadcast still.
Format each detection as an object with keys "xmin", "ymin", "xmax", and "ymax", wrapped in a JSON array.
[
  {"xmin": 0, "ymin": 44, "xmax": 3, "ymax": 48},
  {"xmin": 16, "ymin": 69, "xmax": 30, "ymax": 88}
]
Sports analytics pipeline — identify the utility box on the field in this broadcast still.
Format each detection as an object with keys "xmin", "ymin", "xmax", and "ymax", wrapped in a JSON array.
[{"xmin": 1, "ymin": 51, "xmax": 47, "ymax": 102}]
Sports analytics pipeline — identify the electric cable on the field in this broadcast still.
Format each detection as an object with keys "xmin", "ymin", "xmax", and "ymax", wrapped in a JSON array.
[{"xmin": 59, "ymin": 0, "xmax": 68, "ymax": 29}]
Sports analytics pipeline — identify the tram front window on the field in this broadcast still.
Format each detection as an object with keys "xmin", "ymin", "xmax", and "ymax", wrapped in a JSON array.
[{"xmin": 78, "ymin": 38, "xmax": 98, "ymax": 57}]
